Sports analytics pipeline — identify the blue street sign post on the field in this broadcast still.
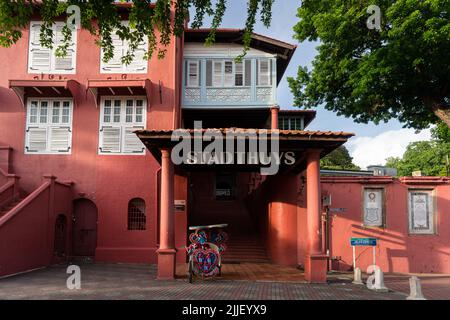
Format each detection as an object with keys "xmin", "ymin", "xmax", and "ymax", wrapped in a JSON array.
[{"xmin": 350, "ymin": 238, "xmax": 378, "ymax": 270}]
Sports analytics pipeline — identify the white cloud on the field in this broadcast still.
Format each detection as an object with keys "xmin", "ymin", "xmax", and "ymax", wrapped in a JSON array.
[{"xmin": 346, "ymin": 129, "xmax": 432, "ymax": 169}]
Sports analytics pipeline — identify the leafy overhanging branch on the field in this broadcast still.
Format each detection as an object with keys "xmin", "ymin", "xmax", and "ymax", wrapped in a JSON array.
[
  {"xmin": 288, "ymin": 0, "xmax": 450, "ymax": 129},
  {"xmin": 0, "ymin": 0, "xmax": 275, "ymax": 65}
]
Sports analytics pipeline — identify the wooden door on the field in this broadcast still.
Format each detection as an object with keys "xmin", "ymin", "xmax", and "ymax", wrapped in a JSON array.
[{"xmin": 73, "ymin": 199, "xmax": 98, "ymax": 257}]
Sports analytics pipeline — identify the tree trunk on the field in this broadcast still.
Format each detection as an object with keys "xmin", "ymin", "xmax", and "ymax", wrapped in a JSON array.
[{"xmin": 424, "ymin": 97, "xmax": 450, "ymax": 128}]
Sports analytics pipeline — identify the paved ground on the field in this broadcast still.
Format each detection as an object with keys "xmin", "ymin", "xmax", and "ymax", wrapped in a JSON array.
[
  {"xmin": 0, "ymin": 263, "xmax": 412, "ymax": 300},
  {"xmin": 176, "ymin": 262, "xmax": 307, "ymax": 282},
  {"xmin": 383, "ymin": 273, "xmax": 450, "ymax": 300}
]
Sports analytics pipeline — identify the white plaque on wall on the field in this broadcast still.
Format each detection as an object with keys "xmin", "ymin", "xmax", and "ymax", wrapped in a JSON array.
[
  {"xmin": 363, "ymin": 188, "xmax": 384, "ymax": 227},
  {"xmin": 409, "ymin": 190, "xmax": 434, "ymax": 234}
]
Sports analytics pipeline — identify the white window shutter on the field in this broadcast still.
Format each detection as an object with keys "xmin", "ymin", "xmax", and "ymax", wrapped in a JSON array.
[
  {"xmin": 101, "ymin": 33, "xmax": 125, "ymax": 73},
  {"xmin": 53, "ymin": 24, "xmax": 76, "ymax": 72},
  {"xmin": 100, "ymin": 127, "xmax": 121, "ymax": 153},
  {"xmin": 258, "ymin": 59, "xmax": 270, "ymax": 86},
  {"xmin": 125, "ymin": 39, "xmax": 148, "ymax": 73},
  {"xmin": 213, "ymin": 61, "xmax": 222, "ymax": 87},
  {"xmin": 50, "ymin": 127, "xmax": 71, "ymax": 152},
  {"xmin": 28, "ymin": 23, "xmax": 51, "ymax": 72},
  {"xmin": 26, "ymin": 127, "xmax": 47, "ymax": 152},
  {"xmin": 123, "ymin": 127, "xmax": 145, "ymax": 153}
]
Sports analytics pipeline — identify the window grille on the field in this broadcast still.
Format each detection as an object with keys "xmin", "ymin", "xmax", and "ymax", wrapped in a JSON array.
[{"xmin": 128, "ymin": 198, "xmax": 146, "ymax": 230}]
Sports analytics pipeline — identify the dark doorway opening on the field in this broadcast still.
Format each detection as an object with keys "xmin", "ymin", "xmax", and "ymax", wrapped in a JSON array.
[{"xmin": 54, "ymin": 214, "xmax": 67, "ymax": 258}]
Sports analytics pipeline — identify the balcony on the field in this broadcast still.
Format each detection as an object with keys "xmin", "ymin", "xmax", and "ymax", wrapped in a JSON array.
[{"xmin": 182, "ymin": 57, "xmax": 277, "ymax": 108}]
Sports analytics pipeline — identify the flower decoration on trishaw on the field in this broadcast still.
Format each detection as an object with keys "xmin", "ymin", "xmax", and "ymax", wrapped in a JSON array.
[{"xmin": 186, "ymin": 224, "xmax": 228, "ymax": 279}]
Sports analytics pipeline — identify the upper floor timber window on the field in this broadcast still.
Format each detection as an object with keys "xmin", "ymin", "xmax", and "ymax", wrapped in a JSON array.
[
  {"xmin": 182, "ymin": 56, "xmax": 276, "ymax": 106},
  {"xmin": 128, "ymin": 198, "xmax": 146, "ymax": 231},
  {"xmin": 257, "ymin": 59, "xmax": 272, "ymax": 86},
  {"xmin": 279, "ymin": 117, "xmax": 304, "ymax": 130},
  {"xmin": 98, "ymin": 97, "xmax": 147, "ymax": 155},
  {"xmin": 186, "ymin": 60, "xmax": 200, "ymax": 87},
  {"xmin": 25, "ymin": 98, "xmax": 73, "ymax": 154},
  {"xmin": 408, "ymin": 189, "xmax": 436, "ymax": 235},
  {"xmin": 28, "ymin": 22, "xmax": 77, "ymax": 74},
  {"xmin": 204, "ymin": 59, "xmax": 252, "ymax": 87},
  {"xmin": 100, "ymin": 23, "xmax": 148, "ymax": 74}
]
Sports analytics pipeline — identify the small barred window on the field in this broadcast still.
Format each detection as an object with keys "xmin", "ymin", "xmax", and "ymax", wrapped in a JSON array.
[{"xmin": 128, "ymin": 198, "xmax": 146, "ymax": 231}]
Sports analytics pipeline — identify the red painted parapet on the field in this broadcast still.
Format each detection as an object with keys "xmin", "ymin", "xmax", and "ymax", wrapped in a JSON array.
[
  {"xmin": 321, "ymin": 176, "xmax": 450, "ymax": 274},
  {"xmin": 0, "ymin": 175, "xmax": 73, "ymax": 278}
]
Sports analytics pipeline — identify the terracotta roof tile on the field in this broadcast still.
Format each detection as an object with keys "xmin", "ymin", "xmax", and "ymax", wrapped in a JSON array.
[{"xmin": 135, "ymin": 128, "xmax": 354, "ymax": 139}]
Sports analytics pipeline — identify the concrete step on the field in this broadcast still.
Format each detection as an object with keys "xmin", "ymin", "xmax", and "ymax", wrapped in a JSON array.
[
  {"xmin": 222, "ymin": 233, "xmax": 270, "ymax": 263},
  {"xmin": 0, "ymin": 197, "xmax": 27, "ymax": 217}
]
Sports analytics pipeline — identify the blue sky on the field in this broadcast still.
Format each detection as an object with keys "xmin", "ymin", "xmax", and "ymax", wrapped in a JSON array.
[{"xmin": 189, "ymin": 1, "xmax": 431, "ymax": 168}]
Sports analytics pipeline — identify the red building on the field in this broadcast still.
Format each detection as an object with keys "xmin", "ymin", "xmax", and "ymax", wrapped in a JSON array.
[{"xmin": 1, "ymin": 6, "xmax": 449, "ymax": 282}]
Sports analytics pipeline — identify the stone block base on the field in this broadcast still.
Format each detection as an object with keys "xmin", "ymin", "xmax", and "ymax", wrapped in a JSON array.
[
  {"xmin": 157, "ymin": 248, "xmax": 177, "ymax": 280},
  {"xmin": 305, "ymin": 254, "xmax": 328, "ymax": 283}
]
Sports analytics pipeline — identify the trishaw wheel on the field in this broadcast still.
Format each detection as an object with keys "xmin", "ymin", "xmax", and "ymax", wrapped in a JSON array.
[{"xmin": 188, "ymin": 260, "xmax": 193, "ymax": 284}]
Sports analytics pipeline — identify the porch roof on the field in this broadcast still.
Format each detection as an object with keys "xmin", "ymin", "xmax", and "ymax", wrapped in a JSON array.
[
  {"xmin": 86, "ymin": 79, "xmax": 151, "ymax": 108},
  {"xmin": 136, "ymin": 128, "xmax": 354, "ymax": 173},
  {"xmin": 9, "ymin": 79, "xmax": 80, "ymax": 107}
]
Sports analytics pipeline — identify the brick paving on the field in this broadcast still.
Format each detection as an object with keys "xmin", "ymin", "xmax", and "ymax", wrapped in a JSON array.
[
  {"xmin": 0, "ymin": 263, "xmax": 412, "ymax": 300},
  {"xmin": 383, "ymin": 273, "xmax": 450, "ymax": 300},
  {"xmin": 176, "ymin": 263, "xmax": 307, "ymax": 282},
  {"xmin": 328, "ymin": 271, "xmax": 450, "ymax": 300}
]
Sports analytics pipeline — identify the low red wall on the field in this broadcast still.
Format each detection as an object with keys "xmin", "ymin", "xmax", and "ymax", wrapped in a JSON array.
[
  {"xmin": 0, "ymin": 177, "xmax": 73, "ymax": 278},
  {"xmin": 322, "ymin": 176, "xmax": 450, "ymax": 274}
]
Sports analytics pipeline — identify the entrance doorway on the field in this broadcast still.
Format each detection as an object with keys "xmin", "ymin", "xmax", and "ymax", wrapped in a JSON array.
[
  {"xmin": 72, "ymin": 199, "xmax": 98, "ymax": 257},
  {"xmin": 188, "ymin": 171, "xmax": 270, "ymax": 264}
]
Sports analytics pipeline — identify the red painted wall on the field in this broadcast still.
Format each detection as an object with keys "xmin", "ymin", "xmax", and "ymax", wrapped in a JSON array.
[
  {"xmin": 247, "ymin": 174, "xmax": 450, "ymax": 274},
  {"xmin": 322, "ymin": 177, "xmax": 450, "ymax": 274},
  {"xmin": 0, "ymin": 177, "xmax": 72, "ymax": 277},
  {"xmin": 0, "ymin": 15, "xmax": 181, "ymax": 264}
]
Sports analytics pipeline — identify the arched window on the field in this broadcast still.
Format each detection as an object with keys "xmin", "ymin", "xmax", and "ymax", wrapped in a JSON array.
[{"xmin": 128, "ymin": 198, "xmax": 146, "ymax": 230}]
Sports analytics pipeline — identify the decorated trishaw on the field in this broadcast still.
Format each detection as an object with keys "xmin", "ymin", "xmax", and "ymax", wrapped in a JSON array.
[{"xmin": 186, "ymin": 224, "xmax": 228, "ymax": 283}]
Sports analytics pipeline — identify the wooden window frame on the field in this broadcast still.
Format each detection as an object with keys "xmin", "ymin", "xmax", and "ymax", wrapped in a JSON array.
[
  {"xmin": 25, "ymin": 98, "xmax": 73, "ymax": 155},
  {"xmin": 28, "ymin": 21, "xmax": 77, "ymax": 74},
  {"xmin": 98, "ymin": 96, "xmax": 147, "ymax": 155},
  {"xmin": 100, "ymin": 21, "xmax": 148, "ymax": 74},
  {"xmin": 186, "ymin": 60, "xmax": 200, "ymax": 88}
]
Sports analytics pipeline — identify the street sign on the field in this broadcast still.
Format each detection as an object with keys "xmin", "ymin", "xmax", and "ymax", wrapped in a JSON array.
[
  {"xmin": 351, "ymin": 237, "xmax": 378, "ymax": 270},
  {"xmin": 350, "ymin": 237, "xmax": 377, "ymax": 246},
  {"xmin": 329, "ymin": 207, "xmax": 347, "ymax": 213}
]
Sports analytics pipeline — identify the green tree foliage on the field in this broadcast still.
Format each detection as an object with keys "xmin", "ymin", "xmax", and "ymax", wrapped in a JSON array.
[
  {"xmin": 320, "ymin": 146, "xmax": 360, "ymax": 170},
  {"xmin": 432, "ymin": 121, "xmax": 450, "ymax": 142},
  {"xmin": 385, "ymin": 122, "xmax": 450, "ymax": 176},
  {"xmin": 0, "ymin": 0, "xmax": 274, "ymax": 63},
  {"xmin": 288, "ymin": 0, "xmax": 450, "ymax": 129}
]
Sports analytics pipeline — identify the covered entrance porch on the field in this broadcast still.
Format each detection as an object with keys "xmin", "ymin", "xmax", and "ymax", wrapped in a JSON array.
[{"xmin": 136, "ymin": 128, "xmax": 353, "ymax": 282}]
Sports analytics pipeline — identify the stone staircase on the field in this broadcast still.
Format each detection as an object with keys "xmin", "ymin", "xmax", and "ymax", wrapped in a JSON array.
[
  {"xmin": 222, "ymin": 233, "xmax": 270, "ymax": 264},
  {"xmin": 0, "ymin": 195, "xmax": 27, "ymax": 218}
]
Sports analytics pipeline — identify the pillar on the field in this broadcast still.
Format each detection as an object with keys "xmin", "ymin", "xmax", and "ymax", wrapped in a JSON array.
[
  {"xmin": 305, "ymin": 149, "xmax": 327, "ymax": 282},
  {"xmin": 157, "ymin": 148, "xmax": 177, "ymax": 280},
  {"xmin": 270, "ymin": 106, "xmax": 279, "ymax": 129}
]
